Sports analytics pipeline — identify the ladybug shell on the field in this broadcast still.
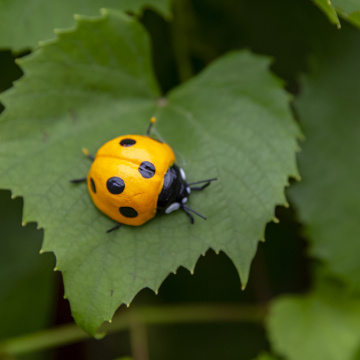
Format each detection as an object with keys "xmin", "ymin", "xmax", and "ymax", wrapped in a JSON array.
[{"xmin": 87, "ymin": 135, "xmax": 175, "ymax": 226}]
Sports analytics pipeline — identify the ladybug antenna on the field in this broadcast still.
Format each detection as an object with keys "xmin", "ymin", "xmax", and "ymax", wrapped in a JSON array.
[
  {"xmin": 181, "ymin": 204, "xmax": 207, "ymax": 224},
  {"xmin": 146, "ymin": 116, "xmax": 157, "ymax": 136}
]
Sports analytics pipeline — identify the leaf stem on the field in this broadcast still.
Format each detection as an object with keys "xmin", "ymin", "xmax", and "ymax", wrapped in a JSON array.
[
  {"xmin": 0, "ymin": 304, "xmax": 267, "ymax": 359},
  {"xmin": 128, "ymin": 312, "xmax": 149, "ymax": 360}
]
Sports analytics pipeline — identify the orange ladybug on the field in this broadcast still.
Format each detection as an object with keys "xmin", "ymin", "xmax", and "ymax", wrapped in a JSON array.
[{"xmin": 71, "ymin": 118, "xmax": 217, "ymax": 232}]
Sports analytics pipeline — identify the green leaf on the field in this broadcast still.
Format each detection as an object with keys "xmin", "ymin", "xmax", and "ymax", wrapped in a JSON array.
[
  {"xmin": 312, "ymin": 0, "xmax": 360, "ymax": 29},
  {"xmin": 290, "ymin": 25, "xmax": 360, "ymax": 289},
  {"xmin": 267, "ymin": 281, "xmax": 360, "ymax": 360},
  {"xmin": 333, "ymin": 0, "xmax": 360, "ymax": 28},
  {"xmin": 0, "ymin": 0, "xmax": 170, "ymax": 51},
  {"xmin": 0, "ymin": 190, "xmax": 55, "ymax": 340},
  {"xmin": 312, "ymin": 0, "xmax": 341, "ymax": 28},
  {"xmin": 0, "ymin": 9, "xmax": 300, "ymax": 335}
]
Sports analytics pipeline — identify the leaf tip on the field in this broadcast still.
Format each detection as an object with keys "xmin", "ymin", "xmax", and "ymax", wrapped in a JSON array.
[
  {"xmin": 39, "ymin": 249, "xmax": 45, "ymax": 254},
  {"xmin": 260, "ymin": 236, "xmax": 266, "ymax": 243},
  {"xmin": 94, "ymin": 332, "xmax": 106, "ymax": 340},
  {"xmin": 190, "ymin": 269, "xmax": 195, "ymax": 275},
  {"xmin": 284, "ymin": 202, "xmax": 290, "ymax": 208},
  {"xmin": 108, "ymin": 318, "xmax": 112, "ymax": 324},
  {"xmin": 54, "ymin": 267, "xmax": 59, "ymax": 271},
  {"xmin": 21, "ymin": 221, "xmax": 27, "ymax": 227},
  {"xmin": 241, "ymin": 283, "xmax": 247, "ymax": 291},
  {"xmin": 126, "ymin": 303, "xmax": 130, "ymax": 308},
  {"xmin": 155, "ymin": 289, "xmax": 159, "ymax": 295},
  {"xmin": 272, "ymin": 217, "xmax": 280, "ymax": 224}
]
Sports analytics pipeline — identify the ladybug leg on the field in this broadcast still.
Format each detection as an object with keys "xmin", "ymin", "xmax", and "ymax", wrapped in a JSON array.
[
  {"xmin": 181, "ymin": 205, "xmax": 194, "ymax": 224},
  {"xmin": 106, "ymin": 222, "xmax": 122, "ymax": 233},
  {"xmin": 70, "ymin": 177, "xmax": 87, "ymax": 183},
  {"xmin": 181, "ymin": 204, "xmax": 207, "ymax": 224}
]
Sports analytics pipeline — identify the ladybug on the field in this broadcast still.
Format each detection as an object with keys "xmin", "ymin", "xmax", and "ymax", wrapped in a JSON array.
[{"xmin": 71, "ymin": 117, "xmax": 217, "ymax": 232}]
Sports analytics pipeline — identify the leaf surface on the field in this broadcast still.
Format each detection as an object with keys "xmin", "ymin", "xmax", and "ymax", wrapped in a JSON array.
[
  {"xmin": 291, "ymin": 25, "xmax": 360, "ymax": 289},
  {"xmin": 0, "ymin": 10, "xmax": 300, "ymax": 334},
  {"xmin": 0, "ymin": 0, "xmax": 170, "ymax": 51},
  {"xmin": 312, "ymin": 0, "xmax": 341, "ymax": 27},
  {"xmin": 267, "ymin": 281, "xmax": 360, "ymax": 360}
]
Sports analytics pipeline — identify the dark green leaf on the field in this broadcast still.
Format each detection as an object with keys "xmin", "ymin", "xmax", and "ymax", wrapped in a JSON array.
[
  {"xmin": 312, "ymin": 0, "xmax": 341, "ymax": 27},
  {"xmin": 333, "ymin": 0, "xmax": 360, "ymax": 28},
  {"xmin": 312, "ymin": 0, "xmax": 360, "ymax": 29},
  {"xmin": 291, "ymin": 24, "xmax": 360, "ymax": 289},
  {"xmin": 0, "ymin": 0, "xmax": 171, "ymax": 51},
  {"xmin": 267, "ymin": 281, "xmax": 360, "ymax": 360}
]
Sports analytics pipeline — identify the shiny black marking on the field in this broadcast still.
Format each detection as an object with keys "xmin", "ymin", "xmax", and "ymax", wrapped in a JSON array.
[
  {"xmin": 138, "ymin": 161, "xmax": 156, "ymax": 179},
  {"xmin": 107, "ymin": 177, "xmax": 125, "ymax": 194},
  {"xmin": 120, "ymin": 138, "xmax": 136, "ymax": 147},
  {"xmin": 90, "ymin": 178, "xmax": 96, "ymax": 193},
  {"xmin": 157, "ymin": 165, "xmax": 188, "ymax": 214},
  {"xmin": 120, "ymin": 207, "xmax": 138, "ymax": 218}
]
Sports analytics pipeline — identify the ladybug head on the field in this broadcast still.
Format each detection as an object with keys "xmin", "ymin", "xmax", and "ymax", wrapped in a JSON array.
[{"xmin": 157, "ymin": 165, "xmax": 217, "ymax": 224}]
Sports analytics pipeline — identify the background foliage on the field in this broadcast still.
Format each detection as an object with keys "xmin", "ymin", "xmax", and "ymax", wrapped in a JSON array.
[{"xmin": 0, "ymin": 0, "xmax": 360, "ymax": 359}]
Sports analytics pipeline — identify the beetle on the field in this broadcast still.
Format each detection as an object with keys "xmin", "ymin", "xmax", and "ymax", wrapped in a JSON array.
[{"xmin": 71, "ymin": 117, "xmax": 217, "ymax": 232}]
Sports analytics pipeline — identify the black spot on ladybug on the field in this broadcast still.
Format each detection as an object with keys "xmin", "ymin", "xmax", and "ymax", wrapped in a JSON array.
[
  {"xmin": 107, "ymin": 177, "xmax": 125, "ymax": 194},
  {"xmin": 120, "ymin": 138, "xmax": 136, "ymax": 147},
  {"xmin": 90, "ymin": 178, "xmax": 96, "ymax": 193},
  {"xmin": 138, "ymin": 161, "xmax": 156, "ymax": 178},
  {"xmin": 119, "ymin": 207, "xmax": 138, "ymax": 218}
]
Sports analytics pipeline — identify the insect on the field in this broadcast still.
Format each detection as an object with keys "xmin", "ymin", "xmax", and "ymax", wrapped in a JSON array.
[{"xmin": 71, "ymin": 117, "xmax": 217, "ymax": 232}]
